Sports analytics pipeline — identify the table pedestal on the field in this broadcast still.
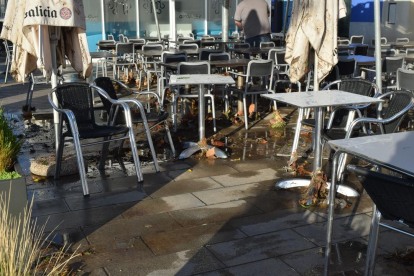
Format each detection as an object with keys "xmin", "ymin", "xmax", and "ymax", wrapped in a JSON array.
[
  {"xmin": 178, "ymin": 84, "xmax": 228, "ymax": 159},
  {"xmin": 275, "ymin": 107, "xmax": 359, "ymax": 197}
]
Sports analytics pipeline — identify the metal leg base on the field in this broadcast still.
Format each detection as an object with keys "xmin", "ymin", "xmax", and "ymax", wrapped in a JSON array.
[
  {"xmin": 275, "ymin": 179, "xmax": 359, "ymax": 197},
  {"xmin": 179, "ymin": 142, "xmax": 228, "ymax": 160}
]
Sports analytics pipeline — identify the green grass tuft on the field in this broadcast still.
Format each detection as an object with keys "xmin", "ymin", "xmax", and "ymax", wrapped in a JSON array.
[{"xmin": 0, "ymin": 170, "xmax": 21, "ymax": 180}]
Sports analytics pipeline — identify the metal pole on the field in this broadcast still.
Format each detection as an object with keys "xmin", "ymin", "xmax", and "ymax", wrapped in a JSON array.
[
  {"xmin": 222, "ymin": 0, "xmax": 229, "ymax": 41},
  {"xmin": 374, "ymin": 0, "xmax": 383, "ymax": 117},
  {"xmin": 169, "ymin": 0, "xmax": 176, "ymax": 47},
  {"xmin": 49, "ymin": 26, "xmax": 60, "ymax": 152},
  {"xmin": 282, "ymin": 0, "xmax": 290, "ymax": 40},
  {"xmin": 151, "ymin": 0, "xmax": 162, "ymax": 41}
]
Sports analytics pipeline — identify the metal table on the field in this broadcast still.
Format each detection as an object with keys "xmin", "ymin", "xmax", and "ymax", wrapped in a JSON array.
[
  {"xmin": 158, "ymin": 59, "xmax": 250, "ymax": 70},
  {"xmin": 136, "ymin": 48, "xmax": 202, "ymax": 58},
  {"xmin": 344, "ymin": 55, "xmax": 376, "ymax": 66},
  {"xmin": 169, "ymin": 74, "xmax": 235, "ymax": 159},
  {"xmin": 261, "ymin": 91, "xmax": 383, "ymax": 192},
  {"xmin": 89, "ymin": 52, "xmax": 117, "ymax": 59},
  {"xmin": 324, "ymin": 131, "xmax": 414, "ymax": 276},
  {"xmin": 230, "ymin": 46, "xmax": 285, "ymax": 55}
]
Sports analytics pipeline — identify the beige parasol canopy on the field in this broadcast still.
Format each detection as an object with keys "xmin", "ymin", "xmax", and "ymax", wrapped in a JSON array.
[
  {"xmin": 285, "ymin": 0, "xmax": 347, "ymax": 84},
  {"xmin": 0, "ymin": 0, "xmax": 92, "ymax": 82}
]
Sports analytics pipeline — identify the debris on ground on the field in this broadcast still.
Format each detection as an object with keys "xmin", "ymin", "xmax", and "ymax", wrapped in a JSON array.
[
  {"xmin": 269, "ymin": 110, "xmax": 286, "ymax": 128},
  {"xmin": 299, "ymin": 168, "xmax": 328, "ymax": 206}
]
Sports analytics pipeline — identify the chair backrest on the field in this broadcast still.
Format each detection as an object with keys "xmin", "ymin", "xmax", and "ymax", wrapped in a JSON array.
[
  {"xmin": 381, "ymin": 49, "xmax": 396, "ymax": 56},
  {"xmin": 338, "ymin": 51, "xmax": 350, "ymax": 57},
  {"xmin": 209, "ymin": 53, "xmax": 230, "ymax": 61},
  {"xmin": 372, "ymin": 37, "xmax": 388, "ymax": 45},
  {"xmin": 234, "ymin": 43, "xmax": 250, "ymax": 49},
  {"xmin": 199, "ymin": 49, "xmax": 221, "ymax": 60},
  {"xmin": 396, "ymin": 38, "xmax": 410, "ymax": 44},
  {"xmin": 146, "ymin": 41, "xmax": 164, "ymax": 47},
  {"xmin": 201, "ymin": 37, "xmax": 215, "ymax": 42},
  {"xmin": 54, "ymin": 83, "xmax": 96, "ymax": 129},
  {"xmin": 3, "ymin": 40, "xmax": 12, "ymax": 58},
  {"xmin": 130, "ymin": 38, "xmax": 145, "ymax": 44},
  {"xmin": 275, "ymin": 51, "xmax": 286, "ymax": 65},
  {"xmin": 382, "ymin": 57, "xmax": 404, "ymax": 73},
  {"xmin": 177, "ymin": 61, "xmax": 210, "ymax": 75},
  {"xmin": 118, "ymin": 34, "xmax": 124, "ymax": 41},
  {"xmin": 107, "ymin": 34, "xmax": 115, "ymax": 40},
  {"xmin": 123, "ymin": 36, "xmax": 129, "ymax": 43},
  {"xmin": 260, "ymin": 41, "xmax": 275, "ymax": 49},
  {"xmin": 397, "ymin": 68, "xmax": 414, "ymax": 91},
  {"xmin": 94, "ymin": 77, "xmax": 119, "ymax": 114},
  {"xmin": 178, "ymin": 37, "xmax": 193, "ymax": 44},
  {"xmin": 162, "ymin": 51, "xmax": 187, "ymax": 63},
  {"xmin": 184, "ymin": 39, "xmax": 201, "ymax": 47},
  {"xmin": 116, "ymin": 43, "xmax": 134, "ymax": 55},
  {"xmin": 337, "ymin": 58, "xmax": 357, "ymax": 76},
  {"xmin": 247, "ymin": 60, "xmax": 274, "ymax": 78},
  {"xmin": 354, "ymin": 45, "xmax": 368, "ymax": 56},
  {"xmin": 350, "ymin": 166, "xmax": 414, "ymax": 227},
  {"xmin": 323, "ymin": 66, "xmax": 339, "ymax": 83},
  {"xmin": 338, "ymin": 39, "xmax": 350, "ymax": 46},
  {"xmin": 177, "ymin": 44, "xmax": 199, "ymax": 51},
  {"xmin": 350, "ymin": 35, "xmax": 364, "ymax": 44},
  {"xmin": 142, "ymin": 44, "xmax": 163, "ymax": 52},
  {"xmin": 379, "ymin": 90, "xmax": 413, "ymax": 134},
  {"xmin": 407, "ymin": 48, "xmax": 414, "ymax": 56}
]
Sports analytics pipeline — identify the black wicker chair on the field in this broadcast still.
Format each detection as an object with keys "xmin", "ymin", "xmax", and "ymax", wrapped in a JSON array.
[
  {"xmin": 325, "ymin": 90, "xmax": 413, "ymax": 180},
  {"xmin": 348, "ymin": 165, "xmax": 414, "ymax": 275},
  {"xmin": 49, "ymin": 83, "xmax": 144, "ymax": 196},
  {"xmin": 94, "ymin": 77, "xmax": 175, "ymax": 161}
]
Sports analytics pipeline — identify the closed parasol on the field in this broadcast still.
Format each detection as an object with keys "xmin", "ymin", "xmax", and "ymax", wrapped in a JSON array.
[{"xmin": 0, "ymin": 0, "xmax": 92, "ymax": 82}]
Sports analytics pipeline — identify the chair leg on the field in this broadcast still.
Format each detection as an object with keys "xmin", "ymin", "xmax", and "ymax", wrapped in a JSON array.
[
  {"xmin": 164, "ymin": 121, "xmax": 176, "ymax": 158},
  {"xmin": 206, "ymin": 94, "xmax": 217, "ymax": 133},
  {"xmin": 365, "ymin": 205, "xmax": 381, "ymax": 276},
  {"xmin": 290, "ymin": 108, "xmax": 304, "ymax": 164},
  {"xmin": 5, "ymin": 61, "xmax": 10, "ymax": 83},
  {"xmin": 71, "ymin": 129, "xmax": 89, "ymax": 196},
  {"xmin": 243, "ymin": 93, "xmax": 248, "ymax": 130},
  {"xmin": 173, "ymin": 95, "xmax": 178, "ymax": 132},
  {"xmin": 126, "ymin": 121, "xmax": 144, "ymax": 182},
  {"xmin": 27, "ymin": 81, "xmax": 35, "ymax": 111},
  {"xmin": 98, "ymin": 136, "xmax": 111, "ymax": 170},
  {"xmin": 142, "ymin": 118, "xmax": 160, "ymax": 173}
]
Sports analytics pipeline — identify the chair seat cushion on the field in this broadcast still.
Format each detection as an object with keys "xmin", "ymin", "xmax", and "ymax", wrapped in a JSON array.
[{"xmin": 65, "ymin": 124, "xmax": 129, "ymax": 139}]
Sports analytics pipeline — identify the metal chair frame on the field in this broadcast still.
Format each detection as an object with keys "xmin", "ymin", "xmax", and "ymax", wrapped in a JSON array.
[
  {"xmin": 350, "ymin": 35, "xmax": 364, "ymax": 44},
  {"xmin": 49, "ymin": 83, "xmax": 144, "ymax": 196},
  {"xmin": 227, "ymin": 60, "xmax": 276, "ymax": 129}
]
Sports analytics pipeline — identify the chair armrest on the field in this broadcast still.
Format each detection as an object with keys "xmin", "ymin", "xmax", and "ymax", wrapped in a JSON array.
[
  {"xmin": 345, "ymin": 101, "xmax": 413, "ymax": 139},
  {"xmin": 326, "ymin": 105, "xmax": 366, "ymax": 129},
  {"xmin": 360, "ymin": 67, "xmax": 376, "ymax": 73}
]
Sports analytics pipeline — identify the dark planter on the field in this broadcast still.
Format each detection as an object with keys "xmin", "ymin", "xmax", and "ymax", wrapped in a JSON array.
[{"xmin": 0, "ymin": 163, "xmax": 27, "ymax": 218}]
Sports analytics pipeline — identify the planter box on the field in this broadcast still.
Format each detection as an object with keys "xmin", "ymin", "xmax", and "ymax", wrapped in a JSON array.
[{"xmin": 0, "ymin": 163, "xmax": 27, "ymax": 219}]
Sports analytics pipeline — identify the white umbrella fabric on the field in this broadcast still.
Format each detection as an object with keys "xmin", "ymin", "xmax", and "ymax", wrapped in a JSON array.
[
  {"xmin": 0, "ymin": 0, "xmax": 92, "ymax": 83},
  {"xmin": 285, "ymin": 0, "xmax": 347, "ymax": 84}
]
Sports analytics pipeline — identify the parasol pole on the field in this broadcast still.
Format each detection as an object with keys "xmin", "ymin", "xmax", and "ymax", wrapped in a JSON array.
[
  {"xmin": 151, "ymin": 0, "xmax": 162, "ymax": 41},
  {"xmin": 282, "ymin": 0, "xmax": 290, "ymax": 41},
  {"xmin": 374, "ymin": 0, "xmax": 383, "ymax": 118},
  {"xmin": 312, "ymin": 50, "xmax": 322, "ymax": 171},
  {"xmin": 49, "ymin": 26, "xmax": 60, "ymax": 152},
  {"xmin": 222, "ymin": 0, "xmax": 229, "ymax": 41}
]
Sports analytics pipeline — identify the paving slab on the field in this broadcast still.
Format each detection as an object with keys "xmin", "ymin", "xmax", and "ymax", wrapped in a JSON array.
[
  {"xmin": 369, "ymin": 230, "xmax": 414, "ymax": 254},
  {"xmin": 34, "ymin": 205, "xmax": 124, "ymax": 232},
  {"xmin": 169, "ymin": 200, "xmax": 263, "ymax": 227},
  {"xmin": 164, "ymin": 162, "xmax": 239, "ymax": 181},
  {"xmin": 197, "ymin": 257, "xmax": 301, "ymax": 276},
  {"xmin": 141, "ymin": 161, "xmax": 192, "ymax": 174},
  {"xmin": 64, "ymin": 189, "xmax": 148, "ymax": 211},
  {"xmin": 244, "ymin": 188, "xmax": 303, "ymax": 213},
  {"xmin": 207, "ymin": 229, "xmax": 316, "ymax": 266},
  {"xmin": 292, "ymin": 214, "xmax": 374, "ymax": 246},
  {"xmin": 45, "ymin": 227, "xmax": 90, "ymax": 252},
  {"xmin": 97, "ymin": 174, "xmax": 173, "ymax": 193},
  {"xmin": 82, "ymin": 212, "xmax": 183, "ymax": 246},
  {"xmin": 142, "ymin": 222, "xmax": 246, "ymax": 255},
  {"xmin": 210, "ymin": 168, "xmax": 280, "ymax": 187},
  {"xmin": 120, "ymin": 193, "xmax": 206, "ymax": 218},
  {"xmin": 27, "ymin": 178, "xmax": 102, "ymax": 199},
  {"xmin": 80, "ymin": 237, "xmax": 154, "ymax": 270},
  {"xmin": 142, "ymin": 177, "xmax": 223, "ymax": 199},
  {"xmin": 280, "ymin": 239, "xmax": 371, "ymax": 276},
  {"xmin": 356, "ymin": 254, "xmax": 414, "ymax": 276},
  {"xmin": 105, "ymin": 248, "xmax": 225, "ymax": 276},
  {"xmin": 225, "ymin": 158, "xmax": 287, "ymax": 172},
  {"xmin": 31, "ymin": 198, "xmax": 70, "ymax": 217},
  {"xmin": 192, "ymin": 181, "xmax": 276, "ymax": 205},
  {"xmin": 230, "ymin": 208, "xmax": 326, "ymax": 236}
]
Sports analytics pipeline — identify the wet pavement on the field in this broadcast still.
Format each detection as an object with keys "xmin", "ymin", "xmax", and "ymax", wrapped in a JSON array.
[{"xmin": 1, "ymin": 61, "xmax": 414, "ymax": 276}]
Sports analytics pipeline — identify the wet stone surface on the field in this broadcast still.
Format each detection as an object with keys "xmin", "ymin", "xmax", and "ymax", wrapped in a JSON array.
[{"xmin": 1, "ymin": 77, "xmax": 411, "ymax": 276}]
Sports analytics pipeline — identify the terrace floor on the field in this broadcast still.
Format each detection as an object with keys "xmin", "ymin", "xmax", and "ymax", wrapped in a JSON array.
[{"xmin": 1, "ymin": 60, "xmax": 414, "ymax": 276}]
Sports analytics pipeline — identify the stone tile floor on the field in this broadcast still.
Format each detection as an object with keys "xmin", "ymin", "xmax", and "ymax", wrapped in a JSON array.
[{"xmin": 1, "ymin": 63, "xmax": 414, "ymax": 276}]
